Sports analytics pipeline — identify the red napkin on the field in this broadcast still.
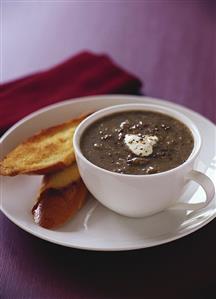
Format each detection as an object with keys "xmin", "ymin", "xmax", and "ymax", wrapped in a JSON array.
[{"xmin": 0, "ymin": 51, "xmax": 142, "ymax": 135}]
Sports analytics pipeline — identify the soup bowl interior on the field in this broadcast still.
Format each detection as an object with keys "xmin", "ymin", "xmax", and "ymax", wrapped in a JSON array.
[{"xmin": 74, "ymin": 103, "xmax": 201, "ymax": 167}]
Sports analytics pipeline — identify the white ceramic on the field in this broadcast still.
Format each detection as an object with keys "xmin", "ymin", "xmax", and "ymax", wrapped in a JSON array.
[
  {"xmin": 1, "ymin": 95, "xmax": 216, "ymax": 251},
  {"xmin": 73, "ymin": 103, "xmax": 215, "ymax": 218}
]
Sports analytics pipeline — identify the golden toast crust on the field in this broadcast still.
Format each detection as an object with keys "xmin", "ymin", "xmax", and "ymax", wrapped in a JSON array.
[
  {"xmin": 41, "ymin": 162, "xmax": 80, "ymax": 191},
  {"xmin": 0, "ymin": 114, "xmax": 87, "ymax": 176}
]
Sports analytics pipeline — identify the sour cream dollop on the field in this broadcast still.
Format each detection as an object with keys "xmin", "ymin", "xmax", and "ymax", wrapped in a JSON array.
[{"xmin": 124, "ymin": 134, "xmax": 158, "ymax": 157}]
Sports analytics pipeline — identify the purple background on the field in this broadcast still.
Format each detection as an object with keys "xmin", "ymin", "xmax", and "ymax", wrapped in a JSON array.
[
  {"xmin": 2, "ymin": 1, "xmax": 216, "ymax": 121},
  {"xmin": 1, "ymin": 2, "xmax": 216, "ymax": 299}
]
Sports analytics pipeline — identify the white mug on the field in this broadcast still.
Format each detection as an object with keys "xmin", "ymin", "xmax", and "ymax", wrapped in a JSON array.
[{"xmin": 73, "ymin": 104, "xmax": 215, "ymax": 217}]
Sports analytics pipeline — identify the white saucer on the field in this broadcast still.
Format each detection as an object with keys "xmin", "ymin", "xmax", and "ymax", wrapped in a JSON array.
[{"xmin": 1, "ymin": 95, "xmax": 215, "ymax": 251}]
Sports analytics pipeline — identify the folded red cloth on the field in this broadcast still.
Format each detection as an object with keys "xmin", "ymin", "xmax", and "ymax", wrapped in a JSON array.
[{"xmin": 0, "ymin": 51, "xmax": 142, "ymax": 135}]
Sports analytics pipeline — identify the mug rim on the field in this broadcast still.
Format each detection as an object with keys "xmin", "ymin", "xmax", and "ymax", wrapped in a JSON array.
[{"xmin": 73, "ymin": 103, "xmax": 202, "ymax": 178}]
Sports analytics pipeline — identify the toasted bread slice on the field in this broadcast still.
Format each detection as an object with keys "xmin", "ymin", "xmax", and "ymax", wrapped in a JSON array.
[
  {"xmin": 41, "ymin": 162, "xmax": 80, "ymax": 192},
  {"xmin": 0, "ymin": 114, "xmax": 87, "ymax": 176},
  {"xmin": 32, "ymin": 179, "xmax": 87, "ymax": 229}
]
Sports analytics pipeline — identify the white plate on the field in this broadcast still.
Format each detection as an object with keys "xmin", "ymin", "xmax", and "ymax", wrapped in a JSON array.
[{"xmin": 1, "ymin": 95, "xmax": 216, "ymax": 251}]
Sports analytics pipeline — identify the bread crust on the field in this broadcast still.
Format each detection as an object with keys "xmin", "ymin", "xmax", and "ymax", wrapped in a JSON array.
[
  {"xmin": 0, "ymin": 114, "xmax": 88, "ymax": 176},
  {"xmin": 32, "ymin": 179, "xmax": 87, "ymax": 229},
  {"xmin": 41, "ymin": 162, "xmax": 80, "ymax": 191}
]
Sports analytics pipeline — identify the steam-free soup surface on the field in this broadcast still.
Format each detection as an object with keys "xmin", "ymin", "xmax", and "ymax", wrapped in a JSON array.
[{"xmin": 80, "ymin": 111, "xmax": 194, "ymax": 175}]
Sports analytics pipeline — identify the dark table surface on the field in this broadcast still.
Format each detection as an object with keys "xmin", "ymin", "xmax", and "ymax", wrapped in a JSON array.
[{"xmin": 1, "ymin": 2, "xmax": 216, "ymax": 299}]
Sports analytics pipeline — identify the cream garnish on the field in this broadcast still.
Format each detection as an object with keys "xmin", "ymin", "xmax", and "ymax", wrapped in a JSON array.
[{"xmin": 124, "ymin": 134, "xmax": 158, "ymax": 157}]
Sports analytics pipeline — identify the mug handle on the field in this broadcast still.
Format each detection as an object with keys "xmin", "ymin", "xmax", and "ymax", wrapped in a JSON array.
[{"xmin": 169, "ymin": 170, "xmax": 215, "ymax": 211}]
